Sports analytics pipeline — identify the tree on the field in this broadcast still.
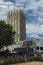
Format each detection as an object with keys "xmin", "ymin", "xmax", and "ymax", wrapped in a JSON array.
[{"xmin": 0, "ymin": 20, "xmax": 15, "ymax": 49}]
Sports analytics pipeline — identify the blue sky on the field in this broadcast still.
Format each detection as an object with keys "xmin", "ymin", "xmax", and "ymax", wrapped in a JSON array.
[{"xmin": 0, "ymin": 0, "xmax": 43, "ymax": 40}]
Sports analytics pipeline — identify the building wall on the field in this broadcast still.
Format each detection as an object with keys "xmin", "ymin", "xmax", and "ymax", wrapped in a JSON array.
[
  {"xmin": 7, "ymin": 9, "xmax": 26, "ymax": 42},
  {"xmin": 20, "ymin": 12, "xmax": 26, "ymax": 40}
]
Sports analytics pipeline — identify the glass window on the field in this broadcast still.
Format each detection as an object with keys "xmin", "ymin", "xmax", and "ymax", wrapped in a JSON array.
[
  {"xmin": 40, "ymin": 47, "xmax": 43, "ymax": 50},
  {"xmin": 36, "ymin": 46, "xmax": 39, "ymax": 50}
]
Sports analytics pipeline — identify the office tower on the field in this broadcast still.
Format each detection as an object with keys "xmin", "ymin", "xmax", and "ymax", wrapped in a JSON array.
[{"xmin": 7, "ymin": 9, "xmax": 26, "ymax": 42}]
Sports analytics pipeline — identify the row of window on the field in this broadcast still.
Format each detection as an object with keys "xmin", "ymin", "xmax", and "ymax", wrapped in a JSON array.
[{"xmin": 36, "ymin": 46, "xmax": 43, "ymax": 50}]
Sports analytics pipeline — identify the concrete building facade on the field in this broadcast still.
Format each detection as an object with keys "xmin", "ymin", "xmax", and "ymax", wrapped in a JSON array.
[{"xmin": 7, "ymin": 9, "xmax": 26, "ymax": 42}]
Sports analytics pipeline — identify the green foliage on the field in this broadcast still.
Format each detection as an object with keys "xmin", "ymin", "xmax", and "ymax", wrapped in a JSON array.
[
  {"xmin": 0, "ymin": 20, "xmax": 15, "ymax": 48},
  {"xmin": 0, "ymin": 20, "xmax": 6, "ymax": 25}
]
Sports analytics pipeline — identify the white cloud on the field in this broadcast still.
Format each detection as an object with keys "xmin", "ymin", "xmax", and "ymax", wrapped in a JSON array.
[
  {"xmin": 15, "ymin": 0, "xmax": 27, "ymax": 3},
  {"xmin": 0, "ymin": 0, "xmax": 43, "ymax": 20},
  {"xmin": 0, "ymin": 0, "xmax": 4, "ymax": 2},
  {"xmin": 0, "ymin": 0, "xmax": 43, "ymax": 22},
  {"xmin": 0, "ymin": 0, "xmax": 43, "ymax": 39},
  {"xmin": 26, "ymin": 23, "xmax": 43, "ymax": 39},
  {"xmin": 26, "ymin": 23, "xmax": 43, "ymax": 35},
  {"xmin": 27, "ymin": 33, "xmax": 43, "ymax": 39},
  {"xmin": 14, "ymin": 0, "xmax": 43, "ymax": 25},
  {"xmin": 0, "ymin": 0, "xmax": 14, "ymax": 20},
  {"xmin": 40, "ymin": 25, "xmax": 43, "ymax": 27}
]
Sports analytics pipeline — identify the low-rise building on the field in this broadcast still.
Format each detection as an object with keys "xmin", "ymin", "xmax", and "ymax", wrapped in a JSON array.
[{"xmin": 33, "ymin": 39, "xmax": 43, "ymax": 57}]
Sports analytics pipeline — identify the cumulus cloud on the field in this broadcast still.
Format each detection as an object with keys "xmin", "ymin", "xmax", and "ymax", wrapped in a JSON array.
[
  {"xmin": 27, "ymin": 33, "xmax": 43, "ymax": 39},
  {"xmin": 0, "ymin": 0, "xmax": 43, "ymax": 23},
  {"xmin": 27, "ymin": 34, "xmax": 39, "ymax": 39},
  {"xmin": 26, "ymin": 23, "xmax": 43, "ymax": 39},
  {"xmin": 26, "ymin": 23, "xmax": 43, "ymax": 34},
  {"xmin": 0, "ymin": 0, "xmax": 14, "ymax": 20},
  {"xmin": 14, "ymin": 0, "xmax": 43, "ymax": 24},
  {"xmin": 0, "ymin": 0, "xmax": 43, "ymax": 39}
]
